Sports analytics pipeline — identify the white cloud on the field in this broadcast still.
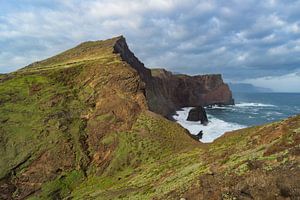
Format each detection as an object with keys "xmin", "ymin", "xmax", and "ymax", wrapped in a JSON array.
[
  {"xmin": 84, "ymin": 0, "xmax": 183, "ymax": 19},
  {"xmin": 195, "ymin": 1, "xmax": 215, "ymax": 13},
  {"xmin": 244, "ymin": 72, "xmax": 300, "ymax": 92},
  {"xmin": 262, "ymin": 33, "xmax": 276, "ymax": 43},
  {"xmin": 287, "ymin": 22, "xmax": 300, "ymax": 34},
  {"xmin": 237, "ymin": 53, "xmax": 248, "ymax": 62},
  {"xmin": 268, "ymin": 39, "xmax": 300, "ymax": 55}
]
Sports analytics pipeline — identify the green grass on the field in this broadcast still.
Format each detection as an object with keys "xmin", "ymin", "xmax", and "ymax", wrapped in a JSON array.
[
  {"xmin": 0, "ymin": 67, "xmax": 90, "ymax": 179},
  {"xmin": 26, "ymin": 170, "xmax": 85, "ymax": 200},
  {"xmin": 0, "ymin": 74, "xmax": 53, "ymax": 178},
  {"xmin": 70, "ymin": 112, "xmax": 204, "ymax": 199},
  {"xmin": 19, "ymin": 37, "xmax": 122, "ymax": 73}
]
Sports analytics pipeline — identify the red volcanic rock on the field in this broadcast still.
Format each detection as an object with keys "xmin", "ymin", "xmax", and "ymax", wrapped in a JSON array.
[{"xmin": 147, "ymin": 69, "xmax": 234, "ymax": 116}]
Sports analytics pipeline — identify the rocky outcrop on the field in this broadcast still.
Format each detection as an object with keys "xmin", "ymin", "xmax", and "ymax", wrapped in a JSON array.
[
  {"xmin": 147, "ymin": 69, "xmax": 234, "ymax": 116},
  {"xmin": 113, "ymin": 36, "xmax": 152, "ymax": 87},
  {"xmin": 187, "ymin": 106, "xmax": 208, "ymax": 125},
  {"xmin": 112, "ymin": 38, "xmax": 234, "ymax": 117}
]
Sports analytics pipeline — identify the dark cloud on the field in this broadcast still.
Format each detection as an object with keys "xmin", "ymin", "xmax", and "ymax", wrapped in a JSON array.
[{"xmin": 0, "ymin": 0, "xmax": 299, "ymax": 91}]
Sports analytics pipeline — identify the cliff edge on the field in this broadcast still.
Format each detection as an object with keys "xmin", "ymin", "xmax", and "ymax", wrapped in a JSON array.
[
  {"xmin": 112, "ymin": 37, "xmax": 234, "ymax": 117},
  {"xmin": 148, "ymin": 68, "xmax": 234, "ymax": 116}
]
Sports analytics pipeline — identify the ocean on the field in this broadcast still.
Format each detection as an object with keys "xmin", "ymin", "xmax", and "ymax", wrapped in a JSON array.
[{"xmin": 172, "ymin": 93, "xmax": 300, "ymax": 143}]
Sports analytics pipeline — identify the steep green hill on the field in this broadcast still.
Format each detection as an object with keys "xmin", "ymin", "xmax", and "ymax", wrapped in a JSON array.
[{"xmin": 0, "ymin": 36, "xmax": 299, "ymax": 200}]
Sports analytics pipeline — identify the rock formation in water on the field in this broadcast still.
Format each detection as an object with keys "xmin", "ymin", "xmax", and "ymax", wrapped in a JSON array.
[
  {"xmin": 0, "ymin": 36, "xmax": 299, "ymax": 200},
  {"xmin": 187, "ymin": 106, "xmax": 208, "ymax": 125}
]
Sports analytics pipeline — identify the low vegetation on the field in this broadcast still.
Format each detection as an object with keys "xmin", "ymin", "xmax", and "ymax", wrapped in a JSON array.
[{"xmin": 0, "ymin": 36, "xmax": 299, "ymax": 199}]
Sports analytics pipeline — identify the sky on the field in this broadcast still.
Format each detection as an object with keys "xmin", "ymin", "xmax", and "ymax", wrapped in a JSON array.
[{"xmin": 0, "ymin": 0, "xmax": 300, "ymax": 92}]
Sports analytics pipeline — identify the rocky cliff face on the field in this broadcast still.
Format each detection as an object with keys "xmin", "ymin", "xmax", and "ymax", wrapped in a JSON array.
[
  {"xmin": 113, "ymin": 36, "xmax": 152, "ymax": 86},
  {"xmin": 147, "ymin": 68, "xmax": 234, "ymax": 116},
  {"xmin": 112, "ymin": 37, "xmax": 234, "ymax": 117}
]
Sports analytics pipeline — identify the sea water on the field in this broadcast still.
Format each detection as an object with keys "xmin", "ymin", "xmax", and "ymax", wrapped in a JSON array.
[{"xmin": 172, "ymin": 93, "xmax": 300, "ymax": 143}]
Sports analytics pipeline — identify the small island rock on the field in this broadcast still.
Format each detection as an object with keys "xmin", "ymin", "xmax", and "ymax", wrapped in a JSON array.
[{"xmin": 187, "ymin": 106, "xmax": 208, "ymax": 125}]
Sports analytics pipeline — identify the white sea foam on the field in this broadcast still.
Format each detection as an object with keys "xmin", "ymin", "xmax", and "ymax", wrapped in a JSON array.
[
  {"xmin": 172, "ymin": 107, "xmax": 246, "ymax": 143},
  {"xmin": 206, "ymin": 105, "xmax": 233, "ymax": 109},
  {"xmin": 235, "ymin": 102, "xmax": 276, "ymax": 107},
  {"xmin": 266, "ymin": 111, "xmax": 283, "ymax": 115}
]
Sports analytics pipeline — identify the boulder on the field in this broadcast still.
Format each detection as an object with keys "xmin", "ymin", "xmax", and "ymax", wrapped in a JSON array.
[{"xmin": 187, "ymin": 106, "xmax": 208, "ymax": 125}]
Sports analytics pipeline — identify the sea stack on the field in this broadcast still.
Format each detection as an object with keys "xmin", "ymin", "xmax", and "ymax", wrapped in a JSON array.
[{"xmin": 187, "ymin": 106, "xmax": 208, "ymax": 125}]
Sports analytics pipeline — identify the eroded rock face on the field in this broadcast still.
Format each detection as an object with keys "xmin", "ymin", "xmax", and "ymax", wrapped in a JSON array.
[
  {"xmin": 112, "ymin": 37, "xmax": 234, "ymax": 117},
  {"xmin": 187, "ymin": 106, "xmax": 208, "ymax": 125},
  {"xmin": 147, "ymin": 69, "xmax": 234, "ymax": 116},
  {"xmin": 113, "ymin": 36, "xmax": 152, "ymax": 86}
]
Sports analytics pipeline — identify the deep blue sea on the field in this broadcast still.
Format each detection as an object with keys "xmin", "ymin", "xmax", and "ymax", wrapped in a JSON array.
[
  {"xmin": 173, "ymin": 93, "xmax": 300, "ymax": 143},
  {"xmin": 208, "ymin": 92, "xmax": 300, "ymax": 126}
]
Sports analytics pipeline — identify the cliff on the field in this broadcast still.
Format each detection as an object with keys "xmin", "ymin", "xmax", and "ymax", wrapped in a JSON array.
[
  {"xmin": 112, "ymin": 37, "xmax": 234, "ymax": 117},
  {"xmin": 148, "ymin": 69, "xmax": 234, "ymax": 116},
  {"xmin": 0, "ymin": 36, "xmax": 299, "ymax": 199}
]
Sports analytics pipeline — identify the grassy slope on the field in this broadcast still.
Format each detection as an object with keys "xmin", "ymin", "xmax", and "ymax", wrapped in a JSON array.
[
  {"xmin": 0, "ymin": 37, "xmax": 299, "ymax": 199},
  {"xmin": 0, "ymin": 37, "xmax": 199, "ymax": 199},
  {"xmin": 0, "ymin": 37, "xmax": 126, "ymax": 178},
  {"xmin": 70, "ymin": 115, "xmax": 300, "ymax": 199},
  {"xmin": 0, "ymin": 67, "xmax": 90, "ymax": 199},
  {"xmin": 0, "ymin": 37, "xmax": 131, "ymax": 198},
  {"xmin": 71, "ymin": 111, "xmax": 201, "ymax": 199}
]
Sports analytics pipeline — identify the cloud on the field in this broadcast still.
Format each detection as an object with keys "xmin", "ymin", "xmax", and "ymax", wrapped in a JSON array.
[
  {"xmin": 244, "ymin": 71, "xmax": 300, "ymax": 92},
  {"xmin": 0, "ymin": 0, "xmax": 299, "ymax": 92}
]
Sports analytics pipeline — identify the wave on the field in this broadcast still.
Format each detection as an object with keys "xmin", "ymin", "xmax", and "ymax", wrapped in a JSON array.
[
  {"xmin": 206, "ymin": 105, "xmax": 233, "ymax": 109},
  {"xmin": 235, "ymin": 102, "xmax": 276, "ymax": 107},
  {"xmin": 172, "ymin": 107, "xmax": 246, "ymax": 143},
  {"xmin": 265, "ymin": 111, "xmax": 283, "ymax": 116},
  {"xmin": 206, "ymin": 102, "xmax": 276, "ymax": 110}
]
